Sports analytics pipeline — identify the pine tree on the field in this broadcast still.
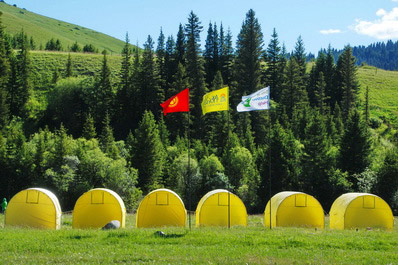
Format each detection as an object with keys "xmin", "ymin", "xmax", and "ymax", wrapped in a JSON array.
[
  {"xmin": 301, "ymin": 110, "xmax": 332, "ymax": 204},
  {"xmin": 164, "ymin": 35, "xmax": 177, "ymax": 98},
  {"xmin": 0, "ymin": 12, "xmax": 9, "ymax": 128},
  {"xmin": 335, "ymin": 46, "xmax": 359, "ymax": 117},
  {"xmin": 99, "ymin": 113, "xmax": 118, "ymax": 158},
  {"xmin": 156, "ymin": 28, "xmax": 167, "ymax": 100},
  {"xmin": 292, "ymin": 36, "xmax": 307, "ymax": 77},
  {"xmin": 185, "ymin": 11, "xmax": 207, "ymax": 137},
  {"xmin": 93, "ymin": 53, "xmax": 114, "ymax": 125},
  {"xmin": 204, "ymin": 22, "xmax": 219, "ymax": 86},
  {"xmin": 138, "ymin": 35, "xmax": 162, "ymax": 116},
  {"xmin": 7, "ymin": 30, "xmax": 31, "ymax": 117},
  {"xmin": 65, "ymin": 53, "xmax": 73, "ymax": 77},
  {"xmin": 324, "ymin": 45, "xmax": 336, "ymax": 107},
  {"xmin": 235, "ymin": 9, "xmax": 264, "ymax": 98},
  {"xmin": 115, "ymin": 33, "xmax": 131, "ymax": 138},
  {"xmin": 132, "ymin": 111, "xmax": 165, "ymax": 193},
  {"xmin": 82, "ymin": 113, "xmax": 96, "ymax": 140},
  {"xmin": 264, "ymin": 28, "xmax": 284, "ymax": 101},
  {"xmin": 280, "ymin": 58, "xmax": 308, "ymax": 118},
  {"xmin": 219, "ymin": 25, "xmax": 234, "ymax": 86},
  {"xmin": 365, "ymin": 86, "xmax": 369, "ymax": 125},
  {"xmin": 314, "ymin": 72, "xmax": 328, "ymax": 115},
  {"xmin": 175, "ymin": 23, "xmax": 185, "ymax": 65},
  {"xmin": 339, "ymin": 109, "xmax": 371, "ymax": 188}
]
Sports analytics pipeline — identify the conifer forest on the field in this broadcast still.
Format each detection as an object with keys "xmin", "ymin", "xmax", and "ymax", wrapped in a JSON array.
[{"xmin": 1, "ymin": 9, "xmax": 398, "ymax": 214}]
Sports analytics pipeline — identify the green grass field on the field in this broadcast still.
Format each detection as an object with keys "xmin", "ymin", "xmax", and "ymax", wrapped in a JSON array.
[
  {"xmin": 358, "ymin": 65, "xmax": 398, "ymax": 128},
  {"xmin": 0, "ymin": 214, "xmax": 397, "ymax": 264},
  {"xmin": 0, "ymin": 2, "xmax": 133, "ymax": 54}
]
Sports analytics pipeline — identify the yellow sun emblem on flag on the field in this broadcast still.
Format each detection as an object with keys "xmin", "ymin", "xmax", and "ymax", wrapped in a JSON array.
[{"xmin": 169, "ymin": 96, "xmax": 179, "ymax": 108}]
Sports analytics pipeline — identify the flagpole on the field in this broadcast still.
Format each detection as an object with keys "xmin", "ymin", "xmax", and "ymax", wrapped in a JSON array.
[
  {"xmin": 268, "ymin": 105, "xmax": 272, "ymax": 230},
  {"xmin": 227, "ymin": 109, "xmax": 231, "ymax": 229},
  {"xmin": 188, "ymin": 111, "xmax": 191, "ymax": 230}
]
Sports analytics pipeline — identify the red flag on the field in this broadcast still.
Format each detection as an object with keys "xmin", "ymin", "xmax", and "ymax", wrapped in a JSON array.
[{"xmin": 160, "ymin": 88, "xmax": 190, "ymax": 116}]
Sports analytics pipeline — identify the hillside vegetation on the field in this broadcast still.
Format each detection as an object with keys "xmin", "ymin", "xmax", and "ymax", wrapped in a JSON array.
[
  {"xmin": 0, "ymin": 2, "xmax": 130, "ymax": 53},
  {"xmin": 358, "ymin": 65, "xmax": 398, "ymax": 128},
  {"xmin": 30, "ymin": 51, "xmax": 398, "ymax": 130}
]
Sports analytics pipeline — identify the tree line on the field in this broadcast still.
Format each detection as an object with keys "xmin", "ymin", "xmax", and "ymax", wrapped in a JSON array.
[
  {"xmin": 320, "ymin": 40, "xmax": 398, "ymax": 71},
  {"xmin": 0, "ymin": 10, "xmax": 397, "ymax": 213},
  {"xmin": 6, "ymin": 30, "xmax": 103, "ymax": 54}
]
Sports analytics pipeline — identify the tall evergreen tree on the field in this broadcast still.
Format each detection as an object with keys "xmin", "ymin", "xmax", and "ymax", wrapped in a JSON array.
[
  {"xmin": 156, "ymin": 28, "xmax": 167, "ymax": 100},
  {"xmin": 65, "ymin": 53, "xmax": 73, "ymax": 77},
  {"xmin": 7, "ymin": 30, "xmax": 31, "ymax": 117},
  {"xmin": 235, "ymin": 9, "xmax": 264, "ymax": 99},
  {"xmin": 264, "ymin": 28, "xmax": 284, "ymax": 101},
  {"xmin": 301, "ymin": 110, "xmax": 333, "ymax": 204},
  {"xmin": 131, "ymin": 111, "xmax": 165, "ymax": 193},
  {"xmin": 219, "ymin": 25, "xmax": 234, "ymax": 86},
  {"xmin": 324, "ymin": 45, "xmax": 336, "ymax": 107},
  {"xmin": 204, "ymin": 22, "xmax": 219, "ymax": 86},
  {"xmin": 164, "ymin": 35, "xmax": 177, "ymax": 98},
  {"xmin": 339, "ymin": 109, "xmax": 371, "ymax": 188},
  {"xmin": 93, "ymin": 53, "xmax": 113, "ymax": 126},
  {"xmin": 175, "ymin": 23, "xmax": 185, "ymax": 65},
  {"xmin": 138, "ymin": 35, "xmax": 162, "ymax": 116},
  {"xmin": 280, "ymin": 58, "xmax": 308, "ymax": 118},
  {"xmin": 99, "ymin": 113, "xmax": 118, "ymax": 159},
  {"xmin": 82, "ymin": 113, "xmax": 96, "ymax": 140},
  {"xmin": 335, "ymin": 46, "xmax": 359, "ymax": 117},
  {"xmin": 185, "ymin": 11, "xmax": 207, "ymax": 137},
  {"xmin": 292, "ymin": 36, "xmax": 307, "ymax": 77},
  {"xmin": 0, "ymin": 12, "xmax": 9, "ymax": 128},
  {"xmin": 114, "ymin": 33, "xmax": 133, "ymax": 138}
]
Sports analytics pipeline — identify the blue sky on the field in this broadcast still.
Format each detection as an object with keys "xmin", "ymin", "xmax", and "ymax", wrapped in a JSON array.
[{"xmin": 6, "ymin": 0, "xmax": 398, "ymax": 54}]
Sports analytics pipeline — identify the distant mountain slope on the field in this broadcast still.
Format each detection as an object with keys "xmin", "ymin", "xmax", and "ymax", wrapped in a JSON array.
[
  {"xmin": 358, "ymin": 65, "xmax": 398, "ymax": 127},
  {"xmin": 0, "ymin": 2, "xmax": 132, "ymax": 53},
  {"xmin": 320, "ymin": 41, "xmax": 398, "ymax": 71}
]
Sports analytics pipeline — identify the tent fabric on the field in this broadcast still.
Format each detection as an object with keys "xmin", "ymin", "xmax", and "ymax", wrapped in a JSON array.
[
  {"xmin": 136, "ymin": 188, "xmax": 186, "ymax": 228},
  {"xmin": 264, "ymin": 191, "xmax": 324, "ymax": 228},
  {"xmin": 72, "ymin": 188, "xmax": 126, "ymax": 229},
  {"xmin": 329, "ymin": 193, "xmax": 394, "ymax": 230},
  {"xmin": 195, "ymin": 189, "xmax": 247, "ymax": 227},
  {"xmin": 5, "ymin": 188, "xmax": 62, "ymax": 229}
]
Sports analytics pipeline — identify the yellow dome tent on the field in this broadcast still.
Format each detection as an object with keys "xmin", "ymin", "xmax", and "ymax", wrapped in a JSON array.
[
  {"xmin": 136, "ymin": 189, "xmax": 186, "ymax": 228},
  {"xmin": 72, "ymin": 188, "xmax": 126, "ymax": 229},
  {"xmin": 5, "ymin": 188, "xmax": 62, "ymax": 229},
  {"xmin": 330, "ymin": 193, "xmax": 393, "ymax": 230},
  {"xmin": 264, "ymin": 191, "xmax": 324, "ymax": 228},
  {"xmin": 195, "ymin": 189, "xmax": 247, "ymax": 227}
]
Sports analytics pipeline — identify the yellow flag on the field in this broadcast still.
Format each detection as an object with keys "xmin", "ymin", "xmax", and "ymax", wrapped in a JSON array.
[{"xmin": 201, "ymin": 86, "xmax": 229, "ymax": 115}]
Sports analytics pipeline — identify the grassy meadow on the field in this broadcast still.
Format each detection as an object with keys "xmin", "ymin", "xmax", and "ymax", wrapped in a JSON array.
[
  {"xmin": 0, "ymin": 214, "xmax": 397, "ymax": 264},
  {"xmin": 0, "ymin": 2, "xmax": 131, "ymax": 53},
  {"xmin": 358, "ymin": 65, "xmax": 398, "ymax": 128}
]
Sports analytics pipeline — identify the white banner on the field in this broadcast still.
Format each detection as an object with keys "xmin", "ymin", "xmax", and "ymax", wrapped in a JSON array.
[{"xmin": 237, "ymin": 87, "xmax": 270, "ymax": 112}]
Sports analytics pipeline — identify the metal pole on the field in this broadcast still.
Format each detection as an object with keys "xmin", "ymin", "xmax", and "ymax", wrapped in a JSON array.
[
  {"xmin": 227, "ymin": 108, "xmax": 231, "ymax": 229},
  {"xmin": 268, "ymin": 109, "xmax": 272, "ymax": 229},
  {"xmin": 188, "ymin": 111, "xmax": 191, "ymax": 230}
]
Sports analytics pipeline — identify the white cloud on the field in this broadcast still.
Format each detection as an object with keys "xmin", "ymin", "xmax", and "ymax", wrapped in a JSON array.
[
  {"xmin": 354, "ymin": 8, "xmax": 398, "ymax": 39},
  {"xmin": 320, "ymin": 29, "xmax": 342, "ymax": 35},
  {"xmin": 392, "ymin": 0, "xmax": 398, "ymax": 2}
]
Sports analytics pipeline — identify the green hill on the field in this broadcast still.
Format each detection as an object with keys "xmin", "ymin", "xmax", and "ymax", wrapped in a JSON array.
[
  {"xmin": 358, "ymin": 65, "xmax": 398, "ymax": 128},
  {"xmin": 0, "ymin": 2, "xmax": 132, "ymax": 53}
]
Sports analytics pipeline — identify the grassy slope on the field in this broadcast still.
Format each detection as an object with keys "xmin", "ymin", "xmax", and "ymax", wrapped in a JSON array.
[
  {"xmin": 30, "ymin": 51, "xmax": 122, "ymax": 87},
  {"xmin": 0, "ymin": 214, "xmax": 397, "ymax": 264},
  {"xmin": 0, "ymin": 2, "xmax": 130, "ymax": 53},
  {"xmin": 358, "ymin": 65, "xmax": 398, "ymax": 127}
]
